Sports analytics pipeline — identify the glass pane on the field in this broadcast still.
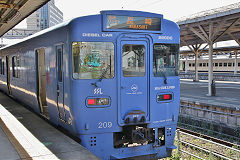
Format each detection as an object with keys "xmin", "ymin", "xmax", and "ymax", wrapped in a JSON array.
[
  {"xmin": 72, "ymin": 42, "xmax": 114, "ymax": 79},
  {"xmin": 57, "ymin": 46, "xmax": 63, "ymax": 82},
  {"xmin": 153, "ymin": 44, "xmax": 179, "ymax": 77},
  {"xmin": 122, "ymin": 44, "xmax": 145, "ymax": 77}
]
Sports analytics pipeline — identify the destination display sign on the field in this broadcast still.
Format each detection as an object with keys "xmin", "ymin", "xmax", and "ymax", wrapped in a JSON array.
[{"xmin": 106, "ymin": 15, "xmax": 161, "ymax": 31}]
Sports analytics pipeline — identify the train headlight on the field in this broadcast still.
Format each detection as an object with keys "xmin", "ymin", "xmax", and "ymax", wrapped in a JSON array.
[{"xmin": 86, "ymin": 97, "xmax": 110, "ymax": 107}]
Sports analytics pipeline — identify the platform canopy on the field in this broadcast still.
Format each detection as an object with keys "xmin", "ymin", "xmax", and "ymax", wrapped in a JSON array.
[
  {"xmin": 177, "ymin": 2, "xmax": 240, "ymax": 96},
  {"xmin": 0, "ymin": 0, "xmax": 50, "ymax": 37},
  {"xmin": 177, "ymin": 2, "xmax": 240, "ymax": 47}
]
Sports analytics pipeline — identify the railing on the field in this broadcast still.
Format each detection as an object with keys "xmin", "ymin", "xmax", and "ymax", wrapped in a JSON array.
[{"xmin": 176, "ymin": 129, "xmax": 240, "ymax": 160}]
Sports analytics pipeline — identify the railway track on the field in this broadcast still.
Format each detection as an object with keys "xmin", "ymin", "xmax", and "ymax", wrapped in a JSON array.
[
  {"xmin": 177, "ymin": 127, "xmax": 240, "ymax": 148},
  {"xmin": 176, "ymin": 127, "xmax": 240, "ymax": 160}
]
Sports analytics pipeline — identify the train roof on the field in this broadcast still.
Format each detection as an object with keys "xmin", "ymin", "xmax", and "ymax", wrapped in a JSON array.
[
  {"xmin": 0, "ymin": 10, "xmax": 175, "ymax": 51},
  {"xmin": 0, "ymin": 18, "xmax": 73, "ymax": 50}
]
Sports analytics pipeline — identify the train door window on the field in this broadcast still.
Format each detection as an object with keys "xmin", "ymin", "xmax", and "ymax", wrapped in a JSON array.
[
  {"xmin": 12, "ymin": 56, "xmax": 16, "ymax": 77},
  {"xmin": 2, "ymin": 61, "xmax": 4, "ymax": 75},
  {"xmin": 72, "ymin": 42, "xmax": 114, "ymax": 79},
  {"xmin": 228, "ymin": 63, "xmax": 232, "ymax": 67},
  {"xmin": 153, "ymin": 43, "xmax": 179, "ymax": 76},
  {"xmin": 192, "ymin": 63, "xmax": 195, "ymax": 67},
  {"xmin": 238, "ymin": 62, "xmax": 240, "ymax": 66},
  {"xmin": 123, "ymin": 44, "xmax": 145, "ymax": 77},
  {"xmin": 219, "ymin": 63, "xmax": 222, "ymax": 67},
  {"xmin": 12, "ymin": 56, "xmax": 20, "ymax": 78},
  {"xmin": 233, "ymin": 63, "xmax": 235, "ymax": 67},
  {"xmin": 0, "ymin": 58, "xmax": 2, "ymax": 75},
  {"xmin": 189, "ymin": 63, "xmax": 191, "ymax": 67},
  {"xmin": 224, "ymin": 63, "xmax": 227, "ymax": 67},
  {"xmin": 57, "ymin": 46, "xmax": 63, "ymax": 82},
  {"xmin": 207, "ymin": 63, "xmax": 208, "ymax": 67}
]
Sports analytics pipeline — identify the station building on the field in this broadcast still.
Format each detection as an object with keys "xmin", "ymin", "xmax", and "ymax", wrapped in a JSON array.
[{"xmin": 26, "ymin": 0, "xmax": 63, "ymax": 30}]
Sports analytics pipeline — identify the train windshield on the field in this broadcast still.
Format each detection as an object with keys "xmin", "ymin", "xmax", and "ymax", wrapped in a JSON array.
[
  {"xmin": 72, "ymin": 42, "xmax": 114, "ymax": 79},
  {"xmin": 153, "ymin": 43, "xmax": 179, "ymax": 76}
]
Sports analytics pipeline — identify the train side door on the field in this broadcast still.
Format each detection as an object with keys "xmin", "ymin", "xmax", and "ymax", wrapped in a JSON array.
[
  {"xmin": 6, "ymin": 56, "xmax": 12, "ymax": 95},
  {"xmin": 119, "ymin": 40, "xmax": 149, "ymax": 124},
  {"xmin": 56, "ymin": 45, "xmax": 66, "ymax": 121},
  {"xmin": 36, "ymin": 48, "xmax": 49, "ymax": 118}
]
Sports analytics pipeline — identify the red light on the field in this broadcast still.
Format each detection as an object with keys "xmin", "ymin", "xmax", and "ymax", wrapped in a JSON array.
[
  {"xmin": 163, "ymin": 94, "xmax": 171, "ymax": 100},
  {"xmin": 88, "ymin": 99, "xmax": 96, "ymax": 105}
]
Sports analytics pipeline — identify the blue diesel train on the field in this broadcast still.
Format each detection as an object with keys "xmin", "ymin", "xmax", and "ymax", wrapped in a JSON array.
[{"xmin": 0, "ymin": 10, "xmax": 180, "ymax": 159}]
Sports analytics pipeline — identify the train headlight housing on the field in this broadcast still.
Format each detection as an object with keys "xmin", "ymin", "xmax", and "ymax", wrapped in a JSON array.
[
  {"xmin": 157, "ymin": 93, "xmax": 173, "ymax": 102},
  {"xmin": 86, "ymin": 97, "xmax": 110, "ymax": 107}
]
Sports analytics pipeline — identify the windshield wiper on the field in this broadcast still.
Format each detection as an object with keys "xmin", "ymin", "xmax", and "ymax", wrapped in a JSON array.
[
  {"xmin": 155, "ymin": 62, "xmax": 167, "ymax": 84},
  {"xmin": 160, "ymin": 69, "xmax": 167, "ymax": 84},
  {"xmin": 91, "ymin": 65, "xmax": 110, "ymax": 88}
]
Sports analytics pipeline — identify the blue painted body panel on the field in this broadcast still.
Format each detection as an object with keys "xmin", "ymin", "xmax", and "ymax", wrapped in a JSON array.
[{"xmin": 0, "ymin": 10, "xmax": 180, "ymax": 160}]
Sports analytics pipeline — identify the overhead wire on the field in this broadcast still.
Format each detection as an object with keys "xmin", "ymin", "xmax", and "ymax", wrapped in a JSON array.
[{"xmin": 137, "ymin": 0, "xmax": 165, "ymax": 9}]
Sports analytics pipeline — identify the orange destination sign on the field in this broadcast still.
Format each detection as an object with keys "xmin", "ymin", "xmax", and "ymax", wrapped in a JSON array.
[{"xmin": 106, "ymin": 15, "xmax": 161, "ymax": 31}]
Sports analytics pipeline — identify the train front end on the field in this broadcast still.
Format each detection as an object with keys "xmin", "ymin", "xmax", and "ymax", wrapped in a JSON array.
[{"xmin": 70, "ymin": 10, "xmax": 180, "ymax": 159}]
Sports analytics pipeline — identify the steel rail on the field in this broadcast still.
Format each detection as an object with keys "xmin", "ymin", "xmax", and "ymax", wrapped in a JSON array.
[{"xmin": 176, "ymin": 129, "xmax": 240, "ymax": 160}]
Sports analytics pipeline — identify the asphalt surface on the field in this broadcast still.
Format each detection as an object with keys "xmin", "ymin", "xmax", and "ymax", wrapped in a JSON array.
[{"xmin": 180, "ymin": 79, "xmax": 240, "ymax": 110}]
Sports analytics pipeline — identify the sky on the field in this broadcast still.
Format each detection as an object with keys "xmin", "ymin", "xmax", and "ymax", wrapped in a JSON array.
[
  {"xmin": 54, "ymin": 0, "xmax": 240, "ymax": 21},
  {"xmin": 4, "ymin": 0, "xmax": 240, "ymax": 45},
  {"xmin": 14, "ymin": 0, "xmax": 240, "ymax": 28}
]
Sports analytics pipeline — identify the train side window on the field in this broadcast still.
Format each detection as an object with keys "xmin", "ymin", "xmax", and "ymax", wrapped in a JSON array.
[
  {"xmin": 192, "ymin": 63, "xmax": 195, "ymax": 67},
  {"xmin": 189, "ymin": 63, "xmax": 191, "ymax": 67},
  {"xmin": 219, "ymin": 63, "xmax": 222, "ymax": 67},
  {"xmin": 199, "ymin": 63, "xmax": 202, "ymax": 67},
  {"xmin": 224, "ymin": 63, "xmax": 227, "ymax": 67},
  {"xmin": 228, "ymin": 63, "xmax": 232, "ymax": 67},
  {"xmin": 215, "ymin": 63, "xmax": 218, "ymax": 67},
  {"xmin": 203, "ymin": 63, "xmax": 206, "ymax": 67},
  {"xmin": 72, "ymin": 42, "xmax": 114, "ymax": 79}
]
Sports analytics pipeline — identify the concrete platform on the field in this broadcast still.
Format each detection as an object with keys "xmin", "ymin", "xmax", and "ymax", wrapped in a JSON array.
[
  {"xmin": 0, "ymin": 91, "xmax": 100, "ymax": 160},
  {"xmin": 180, "ymin": 79, "xmax": 240, "ymax": 110}
]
